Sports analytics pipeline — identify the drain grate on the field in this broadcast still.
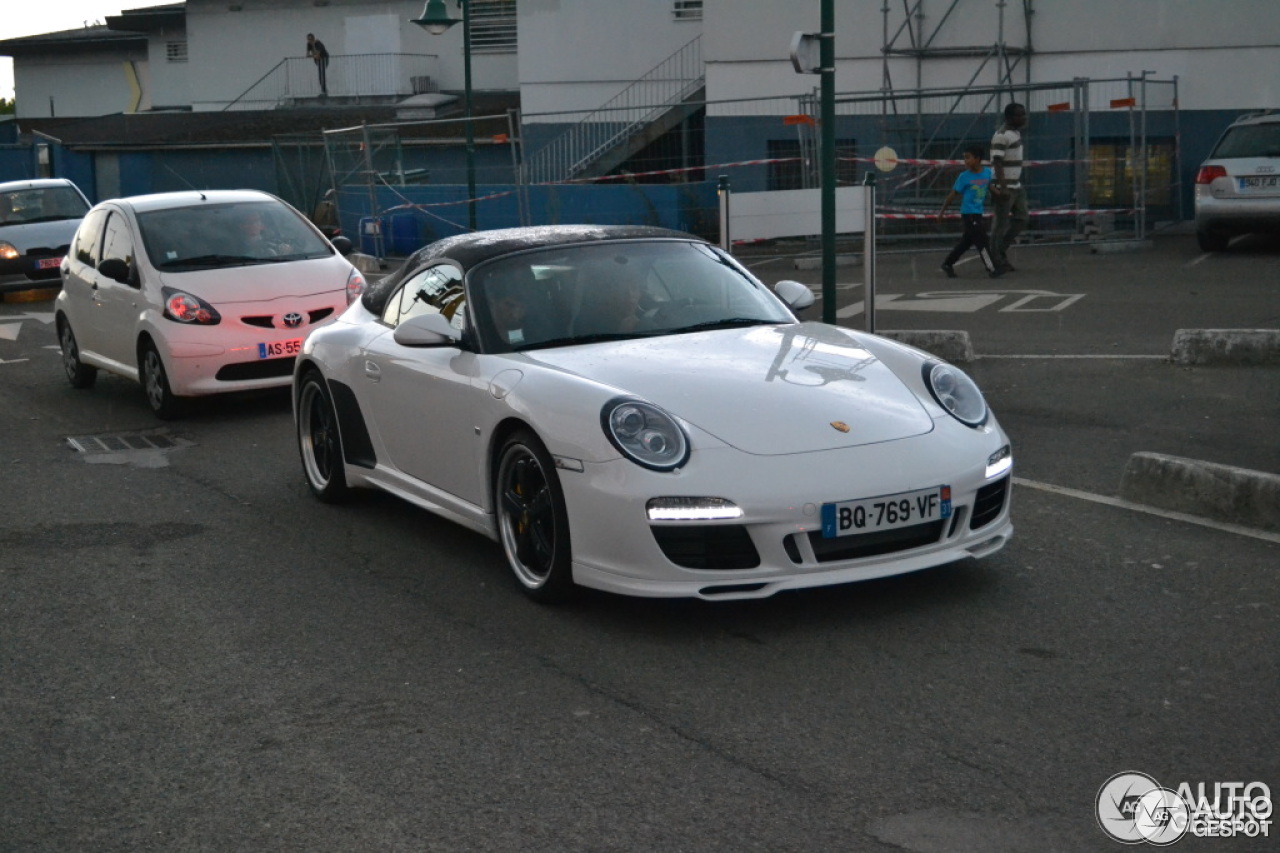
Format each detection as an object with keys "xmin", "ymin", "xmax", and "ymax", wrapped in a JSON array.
[{"xmin": 66, "ymin": 432, "xmax": 180, "ymax": 454}]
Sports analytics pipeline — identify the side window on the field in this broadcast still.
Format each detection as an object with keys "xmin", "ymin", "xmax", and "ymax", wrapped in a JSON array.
[
  {"xmin": 100, "ymin": 213, "xmax": 137, "ymax": 283},
  {"xmin": 73, "ymin": 209, "xmax": 108, "ymax": 267},
  {"xmin": 383, "ymin": 265, "xmax": 465, "ymax": 329}
]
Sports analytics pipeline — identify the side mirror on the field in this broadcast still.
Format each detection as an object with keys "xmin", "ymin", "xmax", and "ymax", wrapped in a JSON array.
[
  {"xmin": 393, "ymin": 312, "xmax": 463, "ymax": 347},
  {"xmin": 331, "ymin": 235, "xmax": 354, "ymax": 256},
  {"xmin": 775, "ymin": 279, "xmax": 816, "ymax": 311},
  {"xmin": 97, "ymin": 257, "xmax": 133, "ymax": 285}
]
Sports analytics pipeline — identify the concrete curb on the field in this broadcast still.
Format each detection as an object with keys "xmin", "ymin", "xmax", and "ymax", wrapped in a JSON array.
[
  {"xmin": 878, "ymin": 329, "xmax": 975, "ymax": 364},
  {"xmin": 1118, "ymin": 452, "xmax": 1280, "ymax": 532},
  {"xmin": 1170, "ymin": 328, "xmax": 1280, "ymax": 366}
]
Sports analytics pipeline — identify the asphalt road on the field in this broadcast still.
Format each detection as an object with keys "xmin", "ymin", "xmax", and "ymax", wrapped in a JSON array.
[{"xmin": 1, "ymin": 232, "xmax": 1276, "ymax": 852}]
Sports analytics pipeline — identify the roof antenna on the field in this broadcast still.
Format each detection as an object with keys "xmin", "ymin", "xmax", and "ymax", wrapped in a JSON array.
[{"xmin": 160, "ymin": 162, "xmax": 202, "ymax": 195}]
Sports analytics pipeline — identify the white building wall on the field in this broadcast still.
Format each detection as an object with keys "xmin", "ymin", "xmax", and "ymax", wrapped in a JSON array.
[
  {"xmin": 700, "ymin": 0, "xmax": 1279, "ymax": 112},
  {"xmin": 518, "ymin": 0, "xmax": 702, "ymax": 121},
  {"xmin": 145, "ymin": 27, "xmax": 193, "ymax": 110},
  {"xmin": 13, "ymin": 51, "xmax": 145, "ymax": 119},
  {"xmin": 182, "ymin": 0, "xmax": 515, "ymax": 111}
]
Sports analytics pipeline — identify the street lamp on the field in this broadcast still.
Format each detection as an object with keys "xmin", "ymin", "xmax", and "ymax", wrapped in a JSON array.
[{"xmin": 411, "ymin": 0, "xmax": 477, "ymax": 231}]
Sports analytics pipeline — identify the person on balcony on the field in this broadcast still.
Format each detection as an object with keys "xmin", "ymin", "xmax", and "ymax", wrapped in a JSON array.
[{"xmin": 306, "ymin": 33, "xmax": 330, "ymax": 96}]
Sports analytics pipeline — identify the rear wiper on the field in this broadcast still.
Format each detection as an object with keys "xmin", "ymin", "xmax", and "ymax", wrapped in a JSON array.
[{"xmin": 665, "ymin": 317, "xmax": 777, "ymax": 334}]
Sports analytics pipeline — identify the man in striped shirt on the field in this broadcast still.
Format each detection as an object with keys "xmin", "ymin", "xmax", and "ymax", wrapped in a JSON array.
[{"xmin": 989, "ymin": 103, "xmax": 1029, "ymax": 273}]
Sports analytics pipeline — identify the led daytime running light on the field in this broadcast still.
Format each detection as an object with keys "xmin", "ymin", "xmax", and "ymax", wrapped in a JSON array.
[{"xmin": 647, "ymin": 497, "xmax": 743, "ymax": 521}]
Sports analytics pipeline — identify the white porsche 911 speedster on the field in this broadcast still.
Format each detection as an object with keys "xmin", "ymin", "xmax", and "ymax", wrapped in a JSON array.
[{"xmin": 294, "ymin": 225, "xmax": 1013, "ymax": 602}]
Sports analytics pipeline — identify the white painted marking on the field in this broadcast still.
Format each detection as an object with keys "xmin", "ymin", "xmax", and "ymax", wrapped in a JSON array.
[
  {"xmin": 877, "ymin": 292, "xmax": 1005, "ymax": 313},
  {"xmin": 980, "ymin": 354, "xmax": 1166, "ymax": 360},
  {"xmin": 1186, "ymin": 254, "xmax": 1212, "ymax": 268},
  {"xmin": 20, "ymin": 312, "xmax": 56, "ymax": 324},
  {"xmin": 999, "ymin": 290, "xmax": 1086, "ymax": 312},
  {"xmin": 0, "ymin": 322, "xmax": 20, "ymax": 342},
  {"xmin": 1014, "ymin": 477, "xmax": 1280, "ymax": 544}
]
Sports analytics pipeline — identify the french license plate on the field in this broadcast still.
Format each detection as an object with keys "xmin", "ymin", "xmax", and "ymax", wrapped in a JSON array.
[
  {"xmin": 1240, "ymin": 176, "xmax": 1279, "ymax": 190},
  {"xmin": 258, "ymin": 338, "xmax": 302, "ymax": 359},
  {"xmin": 35, "ymin": 257, "xmax": 62, "ymax": 270},
  {"xmin": 821, "ymin": 486, "xmax": 952, "ymax": 538}
]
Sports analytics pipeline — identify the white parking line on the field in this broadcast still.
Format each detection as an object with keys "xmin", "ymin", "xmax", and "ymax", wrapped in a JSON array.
[
  {"xmin": 1014, "ymin": 477, "xmax": 1280, "ymax": 544},
  {"xmin": 979, "ymin": 354, "xmax": 1167, "ymax": 360}
]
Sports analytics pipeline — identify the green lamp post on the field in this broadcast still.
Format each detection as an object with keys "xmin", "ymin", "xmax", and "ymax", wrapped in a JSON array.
[{"xmin": 411, "ymin": 0, "xmax": 477, "ymax": 232}]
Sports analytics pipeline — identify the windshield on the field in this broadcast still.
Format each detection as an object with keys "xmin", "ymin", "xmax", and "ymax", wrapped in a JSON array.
[
  {"xmin": 137, "ymin": 200, "xmax": 334, "ymax": 270},
  {"xmin": 0, "ymin": 185, "xmax": 89, "ymax": 224},
  {"xmin": 471, "ymin": 240, "xmax": 796, "ymax": 354},
  {"xmin": 1212, "ymin": 122, "xmax": 1280, "ymax": 159}
]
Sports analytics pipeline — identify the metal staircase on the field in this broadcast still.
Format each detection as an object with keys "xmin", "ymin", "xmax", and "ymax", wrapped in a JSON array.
[{"xmin": 524, "ymin": 35, "xmax": 704, "ymax": 184}]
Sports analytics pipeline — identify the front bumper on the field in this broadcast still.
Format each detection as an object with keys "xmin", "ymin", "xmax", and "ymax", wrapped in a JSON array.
[
  {"xmin": 0, "ymin": 254, "xmax": 64, "ymax": 293},
  {"xmin": 558, "ymin": 423, "xmax": 1013, "ymax": 600}
]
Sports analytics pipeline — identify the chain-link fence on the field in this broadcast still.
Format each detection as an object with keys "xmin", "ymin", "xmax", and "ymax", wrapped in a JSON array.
[{"xmin": 279, "ymin": 73, "xmax": 1180, "ymax": 260}]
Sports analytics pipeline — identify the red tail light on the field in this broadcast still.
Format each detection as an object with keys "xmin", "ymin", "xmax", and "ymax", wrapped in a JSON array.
[{"xmin": 1195, "ymin": 165, "xmax": 1228, "ymax": 185}]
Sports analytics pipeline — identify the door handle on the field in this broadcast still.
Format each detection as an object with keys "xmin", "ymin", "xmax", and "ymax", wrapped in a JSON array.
[{"xmin": 364, "ymin": 360, "xmax": 381, "ymax": 382}]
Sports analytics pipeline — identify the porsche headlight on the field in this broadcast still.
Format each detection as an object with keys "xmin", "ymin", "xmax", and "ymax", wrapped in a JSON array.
[
  {"xmin": 923, "ymin": 362, "xmax": 987, "ymax": 427},
  {"xmin": 602, "ymin": 398, "xmax": 689, "ymax": 471},
  {"xmin": 0, "ymin": 241, "xmax": 19, "ymax": 261}
]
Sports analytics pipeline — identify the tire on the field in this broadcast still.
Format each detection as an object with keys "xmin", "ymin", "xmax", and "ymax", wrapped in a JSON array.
[
  {"xmin": 58, "ymin": 320, "xmax": 97, "ymax": 389},
  {"xmin": 495, "ymin": 429, "xmax": 574, "ymax": 603},
  {"xmin": 1196, "ymin": 228, "xmax": 1230, "ymax": 252},
  {"xmin": 296, "ymin": 370, "xmax": 351, "ymax": 503},
  {"xmin": 140, "ymin": 342, "xmax": 184, "ymax": 420}
]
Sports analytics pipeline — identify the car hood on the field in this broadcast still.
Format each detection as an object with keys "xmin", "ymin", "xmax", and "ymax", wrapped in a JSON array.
[
  {"xmin": 0, "ymin": 219, "xmax": 80, "ymax": 251},
  {"xmin": 523, "ymin": 323, "xmax": 935, "ymax": 455},
  {"xmin": 155, "ymin": 256, "xmax": 349, "ymax": 303}
]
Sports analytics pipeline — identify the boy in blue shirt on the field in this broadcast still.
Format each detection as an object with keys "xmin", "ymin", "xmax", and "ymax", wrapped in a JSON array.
[{"xmin": 938, "ymin": 144, "xmax": 1002, "ymax": 278}]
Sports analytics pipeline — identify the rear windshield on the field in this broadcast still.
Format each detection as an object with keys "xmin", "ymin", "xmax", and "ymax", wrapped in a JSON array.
[{"xmin": 1212, "ymin": 122, "xmax": 1280, "ymax": 159}]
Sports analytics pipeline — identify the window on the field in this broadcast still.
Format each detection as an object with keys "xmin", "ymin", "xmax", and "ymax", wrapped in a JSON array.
[
  {"xmin": 73, "ymin": 209, "xmax": 108, "ymax": 267},
  {"xmin": 674, "ymin": 1, "xmax": 703, "ymax": 20},
  {"xmin": 1088, "ymin": 139, "xmax": 1175, "ymax": 208},
  {"xmin": 165, "ymin": 41, "xmax": 188, "ymax": 63},
  {"xmin": 383, "ymin": 265, "xmax": 465, "ymax": 328},
  {"xmin": 469, "ymin": 0, "xmax": 517, "ymax": 54}
]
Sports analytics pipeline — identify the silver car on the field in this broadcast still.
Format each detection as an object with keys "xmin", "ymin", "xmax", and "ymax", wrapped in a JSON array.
[
  {"xmin": 1194, "ymin": 111, "xmax": 1280, "ymax": 252},
  {"xmin": 0, "ymin": 178, "xmax": 92, "ymax": 293}
]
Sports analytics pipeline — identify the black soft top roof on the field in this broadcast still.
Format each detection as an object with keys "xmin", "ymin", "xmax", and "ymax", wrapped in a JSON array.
[{"xmin": 362, "ymin": 224, "xmax": 698, "ymax": 316}]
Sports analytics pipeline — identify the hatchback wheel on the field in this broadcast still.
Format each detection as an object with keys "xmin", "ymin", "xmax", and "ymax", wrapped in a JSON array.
[
  {"xmin": 58, "ymin": 320, "xmax": 97, "ymax": 389},
  {"xmin": 495, "ymin": 430, "xmax": 574, "ymax": 603},
  {"xmin": 140, "ymin": 342, "xmax": 184, "ymax": 419},
  {"xmin": 297, "ymin": 370, "xmax": 351, "ymax": 503}
]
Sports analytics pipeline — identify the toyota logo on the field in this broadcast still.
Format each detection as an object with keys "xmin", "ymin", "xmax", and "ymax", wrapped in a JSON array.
[{"xmin": 282, "ymin": 312, "xmax": 304, "ymax": 328}]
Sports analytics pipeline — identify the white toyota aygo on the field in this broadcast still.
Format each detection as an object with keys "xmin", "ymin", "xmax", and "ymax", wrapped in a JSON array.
[{"xmin": 57, "ymin": 189, "xmax": 365, "ymax": 418}]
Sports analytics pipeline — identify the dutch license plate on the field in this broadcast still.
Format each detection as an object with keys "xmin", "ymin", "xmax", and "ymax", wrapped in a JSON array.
[
  {"xmin": 1240, "ymin": 176, "xmax": 1279, "ymax": 190},
  {"xmin": 258, "ymin": 338, "xmax": 302, "ymax": 359},
  {"xmin": 821, "ymin": 486, "xmax": 952, "ymax": 538},
  {"xmin": 36, "ymin": 257, "xmax": 62, "ymax": 270}
]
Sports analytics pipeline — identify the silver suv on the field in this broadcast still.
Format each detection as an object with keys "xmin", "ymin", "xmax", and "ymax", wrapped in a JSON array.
[{"xmin": 1194, "ymin": 111, "xmax": 1280, "ymax": 252}]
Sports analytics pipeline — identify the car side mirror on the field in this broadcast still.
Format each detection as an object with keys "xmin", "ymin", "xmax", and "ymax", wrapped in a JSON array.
[
  {"xmin": 393, "ymin": 312, "xmax": 462, "ymax": 347},
  {"xmin": 330, "ymin": 235, "xmax": 353, "ymax": 256},
  {"xmin": 97, "ymin": 257, "xmax": 133, "ymax": 285},
  {"xmin": 775, "ymin": 279, "xmax": 816, "ymax": 311}
]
